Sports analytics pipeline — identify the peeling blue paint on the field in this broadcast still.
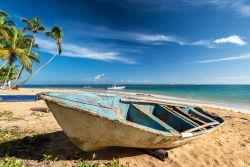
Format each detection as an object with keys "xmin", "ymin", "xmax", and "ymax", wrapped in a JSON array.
[{"xmin": 43, "ymin": 92, "xmax": 223, "ymax": 134}]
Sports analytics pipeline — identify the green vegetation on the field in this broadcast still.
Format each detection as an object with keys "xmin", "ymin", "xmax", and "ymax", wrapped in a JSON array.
[
  {"xmin": 104, "ymin": 159, "xmax": 129, "ymax": 167},
  {"xmin": 0, "ymin": 129, "xmax": 21, "ymax": 143},
  {"xmin": 0, "ymin": 65, "xmax": 18, "ymax": 81},
  {"xmin": 30, "ymin": 111, "xmax": 45, "ymax": 118},
  {"xmin": 0, "ymin": 110, "xmax": 13, "ymax": 121},
  {"xmin": 40, "ymin": 152, "xmax": 58, "ymax": 162},
  {"xmin": 76, "ymin": 158, "xmax": 129, "ymax": 167},
  {"xmin": 0, "ymin": 130, "xmax": 129, "ymax": 166},
  {"xmin": 0, "ymin": 129, "xmax": 50, "ymax": 157},
  {"xmin": 0, "ymin": 9, "xmax": 63, "ymax": 89},
  {"xmin": 0, "ymin": 157, "xmax": 24, "ymax": 167},
  {"xmin": 74, "ymin": 154, "xmax": 129, "ymax": 167}
]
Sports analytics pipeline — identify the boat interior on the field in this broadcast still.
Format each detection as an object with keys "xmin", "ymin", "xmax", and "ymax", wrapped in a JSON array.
[
  {"xmin": 121, "ymin": 99, "xmax": 224, "ymax": 134},
  {"xmin": 39, "ymin": 92, "xmax": 224, "ymax": 135}
]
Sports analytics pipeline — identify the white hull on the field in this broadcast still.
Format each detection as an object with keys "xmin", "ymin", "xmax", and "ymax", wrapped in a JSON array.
[
  {"xmin": 39, "ymin": 92, "xmax": 224, "ymax": 152},
  {"xmin": 45, "ymin": 101, "xmax": 201, "ymax": 151}
]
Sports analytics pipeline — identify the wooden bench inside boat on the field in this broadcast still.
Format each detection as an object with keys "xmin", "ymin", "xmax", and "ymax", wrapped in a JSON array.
[{"xmin": 123, "ymin": 99, "xmax": 220, "ymax": 133}]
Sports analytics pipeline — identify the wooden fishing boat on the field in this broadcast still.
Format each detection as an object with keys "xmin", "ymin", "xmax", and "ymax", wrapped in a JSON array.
[{"xmin": 38, "ymin": 92, "xmax": 224, "ymax": 151}]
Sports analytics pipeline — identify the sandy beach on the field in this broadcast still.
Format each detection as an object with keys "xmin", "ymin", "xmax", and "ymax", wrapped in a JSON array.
[{"xmin": 0, "ymin": 88, "xmax": 249, "ymax": 167}]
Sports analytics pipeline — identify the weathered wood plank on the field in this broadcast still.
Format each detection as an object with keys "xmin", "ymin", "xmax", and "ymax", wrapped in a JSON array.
[
  {"xmin": 132, "ymin": 104, "xmax": 179, "ymax": 135},
  {"xmin": 163, "ymin": 105, "xmax": 202, "ymax": 127},
  {"xmin": 191, "ymin": 108, "xmax": 219, "ymax": 123},
  {"xmin": 175, "ymin": 106, "xmax": 207, "ymax": 125},
  {"xmin": 121, "ymin": 98, "xmax": 185, "ymax": 107},
  {"xmin": 183, "ymin": 122, "xmax": 220, "ymax": 133}
]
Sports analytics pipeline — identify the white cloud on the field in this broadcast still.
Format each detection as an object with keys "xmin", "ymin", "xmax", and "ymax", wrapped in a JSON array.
[
  {"xmin": 94, "ymin": 73, "xmax": 105, "ymax": 81},
  {"xmin": 181, "ymin": 0, "xmax": 250, "ymax": 17},
  {"xmin": 135, "ymin": 34, "xmax": 183, "ymax": 43},
  {"xmin": 134, "ymin": 33, "xmax": 246, "ymax": 48},
  {"xmin": 193, "ymin": 53, "xmax": 250, "ymax": 64},
  {"xmin": 214, "ymin": 35, "xmax": 247, "ymax": 46},
  {"xmin": 190, "ymin": 40, "xmax": 216, "ymax": 48},
  {"xmin": 63, "ymin": 22, "xmax": 246, "ymax": 48},
  {"xmin": 36, "ymin": 37, "xmax": 136, "ymax": 64},
  {"xmin": 133, "ymin": 33, "xmax": 217, "ymax": 47}
]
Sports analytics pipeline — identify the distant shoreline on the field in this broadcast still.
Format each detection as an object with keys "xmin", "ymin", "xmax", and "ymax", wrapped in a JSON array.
[
  {"xmin": 83, "ymin": 89, "xmax": 250, "ymax": 114},
  {"xmin": 1, "ymin": 87, "xmax": 250, "ymax": 114},
  {"xmin": 22, "ymin": 84, "xmax": 250, "ymax": 114}
]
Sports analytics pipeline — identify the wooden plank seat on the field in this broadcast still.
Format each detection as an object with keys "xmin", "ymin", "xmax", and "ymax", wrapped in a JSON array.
[
  {"xmin": 183, "ymin": 122, "xmax": 220, "ymax": 133},
  {"xmin": 163, "ymin": 105, "xmax": 204, "ymax": 126},
  {"xmin": 190, "ymin": 108, "xmax": 219, "ymax": 123},
  {"xmin": 175, "ymin": 107, "xmax": 207, "ymax": 125},
  {"xmin": 131, "ymin": 104, "xmax": 179, "ymax": 135}
]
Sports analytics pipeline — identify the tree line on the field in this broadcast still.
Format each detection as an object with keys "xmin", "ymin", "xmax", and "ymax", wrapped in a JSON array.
[{"xmin": 0, "ymin": 9, "xmax": 63, "ymax": 89}]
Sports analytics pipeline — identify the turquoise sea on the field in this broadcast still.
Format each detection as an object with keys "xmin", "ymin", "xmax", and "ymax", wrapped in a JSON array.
[{"xmin": 24, "ymin": 84, "xmax": 250, "ymax": 111}]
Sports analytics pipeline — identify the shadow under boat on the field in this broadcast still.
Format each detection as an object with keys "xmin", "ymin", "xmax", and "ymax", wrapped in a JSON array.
[{"xmin": 0, "ymin": 131, "xmax": 144, "ymax": 161}]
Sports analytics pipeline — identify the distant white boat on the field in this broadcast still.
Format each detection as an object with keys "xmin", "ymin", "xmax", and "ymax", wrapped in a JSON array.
[{"xmin": 107, "ymin": 85, "xmax": 126, "ymax": 90}]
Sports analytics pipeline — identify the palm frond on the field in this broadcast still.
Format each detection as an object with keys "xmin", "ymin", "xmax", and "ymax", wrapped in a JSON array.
[
  {"xmin": 16, "ymin": 49, "xmax": 33, "ymax": 72},
  {"xmin": 46, "ymin": 26, "xmax": 63, "ymax": 40},
  {"xmin": 37, "ymin": 26, "xmax": 46, "ymax": 32},
  {"xmin": 22, "ymin": 17, "xmax": 46, "ymax": 33},
  {"xmin": 32, "ymin": 43, "xmax": 39, "ymax": 49},
  {"xmin": 29, "ymin": 50, "xmax": 41, "ymax": 58},
  {"xmin": 0, "ymin": 49, "xmax": 10, "ymax": 59},
  {"xmin": 46, "ymin": 26, "xmax": 63, "ymax": 54},
  {"xmin": 0, "ymin": 10, "xmax": 10, "ymax": 17},
  {"xmin": 22, "ymin": 18, "xmax": 33, "ymax": 28},
  {"xmin": 29, "ymin": 55, "xmax": 40, "ymax": 63},
  {"xmin": 5, "ymin": 20, "xmax": 15, "ymax": 26},
  {"xmin": 22, "ymin": 27, "xmax": 32, "ymax": 31}
]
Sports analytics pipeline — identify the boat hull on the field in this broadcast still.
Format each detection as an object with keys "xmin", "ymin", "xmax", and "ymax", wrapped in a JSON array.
[{"xmin": 45, "ymin": 101, "xmax": 202, "ymax": 151}]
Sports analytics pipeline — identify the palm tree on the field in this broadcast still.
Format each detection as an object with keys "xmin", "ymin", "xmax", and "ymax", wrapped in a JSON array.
[
  {"xmin": 0, "ymin": 14, "xmax": 15, "ymax": 70},
  {"xmin": 11, "ymin": 17, "xmax": 45, "ymax": 88},
  {"xmin": 18, "ymin": 26, "xmax": 63, "ymax": 87},
  {"xmin": 0, "ymin": 27, "xmax": 41, "ymax": 88},
  {"xmin": 0, "ymin": 65, "xmax": 18, "ymax": 81}
]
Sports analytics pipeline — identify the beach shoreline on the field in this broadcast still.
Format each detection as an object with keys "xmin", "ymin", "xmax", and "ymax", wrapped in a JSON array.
[
  {"xmin": 0, "ymin": 88, "xmax": 250, "ymax": 166},
  {"xmin": 2, "ymin": 88, "xmax": 249, "ymax": 114}
]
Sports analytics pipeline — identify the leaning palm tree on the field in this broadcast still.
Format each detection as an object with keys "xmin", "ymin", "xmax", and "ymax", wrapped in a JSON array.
[
  {"xmin": 18, "ymin": 26, "xmax": 63, "ymax": 87},
  {"xmin": 0, "ymin": 27, "xmax": 41, "ymax": 88},
  {"xmin": 11, "ymin": 17, "xmax": 45, "ymax": 88}
]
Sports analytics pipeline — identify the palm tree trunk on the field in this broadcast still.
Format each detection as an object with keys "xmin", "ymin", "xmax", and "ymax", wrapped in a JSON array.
[
  {"xmin": 11, "ymin": 35, "xmax": 35, "ymax": 88},
  {"xmin": 0, "ymin": 61, "xmax": 7, "ymax": 70},
  {"xmin": 18, "ymin": 53, "xmax": 57, "ymax": 87},
  {"xmin": 5, "ymin": 66, "xmax": 12, "ymax": 80},
  {"xmin": 11, "ymin": 66, "xmax": 24, "ymax": 88}
]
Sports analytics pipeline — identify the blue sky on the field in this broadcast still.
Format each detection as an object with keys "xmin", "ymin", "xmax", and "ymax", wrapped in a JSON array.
[{"xmin": 2, "ymin": 0, "xmax": 250, "ymax": 84}]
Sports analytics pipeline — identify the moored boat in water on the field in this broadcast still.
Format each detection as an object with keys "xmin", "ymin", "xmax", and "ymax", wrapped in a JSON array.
[
  {"xmin": 107, "ymin": 85, "xmax": 126, "ymax": 90},
  {"xmin": 38, "ymin": 92, "xmax": 224, "ymax": 151}
]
